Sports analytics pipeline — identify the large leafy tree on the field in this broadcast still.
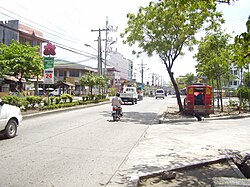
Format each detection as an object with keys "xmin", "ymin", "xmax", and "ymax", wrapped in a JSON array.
[
  {"xmin": 194, "ymin": 31, "xmax": 232, "ymax": 111},
  {"xmin": 121, "ymin": 0, "xmax": 224, "ymax": 112},
  {"xmin": 233, "ymin": 16, "xmax": 250, "ymax": 111},
  {"xmin": 79, "ymin": 73, "xmax": 108, "ymax": 96},
  {"xmin": 233, "ymin": 16, "xmax": 250, "ymax": 75},
  {"xmin": 0, "ymin": 40, "xmax": 43, "ymax": 90}
]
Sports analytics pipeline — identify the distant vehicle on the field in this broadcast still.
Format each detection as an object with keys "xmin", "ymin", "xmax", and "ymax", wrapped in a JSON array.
[
  {"xmin": 31, "ymin": 88, "xmax": 44, "ymax": 96},
  {"xmin": 120, "ymin": 87, "xmax": 138, "ymax": 105},
  {"xmin": 155, "ymin": 89, "xmax": 165, "ymax": 99},
  {"xmin": 183, "ymin": 84, "xmax": 214, "ymax": 117},
  {"xmin": 0, "ymin": 99, "xmax": 22, "ymax": 138},
  {"xmin": 49, "ymin": 88, "xmax": 61, "ymax": 96}
]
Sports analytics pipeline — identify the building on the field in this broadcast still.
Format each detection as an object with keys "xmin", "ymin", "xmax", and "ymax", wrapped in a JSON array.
[
  {"xmin": 0, "ymin": 20, "xmax": 47, "ymax": 95},
  {"xmin": 228, "ymin": 66, "xmax": 243, "ymax": 90},
  {"xmin": 106, "ymin": 52, "xmax": 133, "ymax": 91},
  {"xmin": 54, "ymin": 59, "xmax": 97, "ymax": 95},
  {"xmin": 0, "ymin": 20, "xmax": 46, "ymax": 51}
]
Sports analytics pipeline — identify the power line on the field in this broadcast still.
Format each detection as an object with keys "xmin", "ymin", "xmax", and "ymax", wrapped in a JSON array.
[
  {"xmin": 0, "ymin": 21, "xmax": 96, "ymax": 59},
  {"xmin": 0, "ymin": 7, "xmax": 81, "ymax": 43}
]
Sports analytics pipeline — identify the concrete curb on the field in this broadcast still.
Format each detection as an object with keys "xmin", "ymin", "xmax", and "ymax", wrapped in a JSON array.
[
  {"xmin": 159, "ymin": 113, "xmax": 250, "ymax": 124},
  {"xmin": 127, "ymin": 157, "xmax": 245, "ymax": 187},
  {"xmin": 22, "ymin": 101, "xmax": 111, "ymax": 119}
]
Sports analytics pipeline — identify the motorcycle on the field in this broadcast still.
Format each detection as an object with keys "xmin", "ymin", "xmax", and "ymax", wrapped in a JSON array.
[{"xmin": 112, "ymin": 106, "xmax": 122, "ymax": 121}]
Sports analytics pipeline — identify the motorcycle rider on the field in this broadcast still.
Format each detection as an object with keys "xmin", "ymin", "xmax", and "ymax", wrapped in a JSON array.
[{"xmin": 111, "ymin": 92, "xmax": 123, "ymax": 115}]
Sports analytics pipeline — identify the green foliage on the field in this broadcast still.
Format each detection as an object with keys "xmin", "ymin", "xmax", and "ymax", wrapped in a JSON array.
[
  {"xmin": 49, "ymin": 96, "xmax": 55, "ymax": 104},
  {"xmin": 0, "ymin": 40, "xmax": 43, "ymax": 86},
  {"xmin": 2, "ymin": 95, "xmax": 22, "ymax": 106},
  {"xmin": 39, "ymin": 98, "xmax": 109, "ymax": 111},
  {"xmin": 121, "ymin": 0, "xmax": 224, "ymax": 112},
  {"xmin": 108, "ymin": 88, "xmax": 116, "ymax": 96},
  {"xmin": 79, "ymin": 73, "xmax": 108, "ymax": 95},
  {"xmin": 55, "ymin": 97, "xmax": 61, "ymax": 104},
  {"xmin": 243, "ymin": 72, "xmax": 250, "ymax": 87},
  {"xmin": 25, "ymin": 96, "xmax": 42, "ymax": 108},
  {"xmin": 234, "ymin": 16, "xmax": 250, "ymax": 67},
  {"xmin": 2, "ymin": 95, "xmax": 42, "ymax": 110},
  {"xmin": 60, "ymin": 94, "xmax": 73, "ymax": 103},
  {"xmin": 195, "ymin": 31, "xmax": 232, "ymax": 80},
  {"xmin": 236, "ymin": 86, "xmax": 250, "ymax": 101}
]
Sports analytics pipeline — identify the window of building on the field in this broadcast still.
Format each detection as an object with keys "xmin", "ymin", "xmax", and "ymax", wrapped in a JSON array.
[
  {"xmin": 229, "ymin": 81, "xmax": 232, "ymax": 85},
  {"xmin": 59, "ymin": 70, "xmax": 66, "ymax": 77},
  {"xmin": 234, "ymin": 81, "xmax": 238, "ymax": 86},
  {"xmin": 234, "ymin": 70, "xmax": 238, "ymax": 75},
  {"xmin": 69, "ymin": 70, "xmax": 79, "ymax": 77}
]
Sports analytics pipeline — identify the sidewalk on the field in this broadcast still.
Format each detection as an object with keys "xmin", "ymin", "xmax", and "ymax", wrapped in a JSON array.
[
  {"xmin": 21, "ymin": 99, "xmax": 250, "ymax": 186},
  {"xmin": 106, "ymin": 104, "xmax": 250, "ymax": 187}
]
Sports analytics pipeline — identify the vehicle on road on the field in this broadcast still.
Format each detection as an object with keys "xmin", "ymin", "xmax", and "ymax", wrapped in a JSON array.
[
  {"xmin": 155, "ymin": 89, "xmax": 165, "ymax": 99},
  {"xmin": 120, "ymin": 87, "xmax": 138, "ymax": 105},
  {"xmin": 112, "ymin": 106, "xmax": 122, "ymax": 121},
  {"xmin": 183, "ymin": 84, "xmax": 213, "ymax": 116},
  {"xmin": 0, "ymin": 99, "xmax": 22, "ymax": 138}
]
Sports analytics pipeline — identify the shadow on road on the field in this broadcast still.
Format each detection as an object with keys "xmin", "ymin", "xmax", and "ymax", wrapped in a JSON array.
[{"xmin": 100, "ymin": 110, "xmax": 159, "ymax": 125}]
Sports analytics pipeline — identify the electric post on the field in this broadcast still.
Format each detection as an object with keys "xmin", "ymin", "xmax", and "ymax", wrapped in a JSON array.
[{"xmin": 91, "ymin": 28, "xmax": 108, "ymax": 76}]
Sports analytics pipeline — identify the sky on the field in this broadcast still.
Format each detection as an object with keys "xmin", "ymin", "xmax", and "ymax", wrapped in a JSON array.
[{"xmin": 0, "ymin": 0, "xmax": 249, "ymax": 84}]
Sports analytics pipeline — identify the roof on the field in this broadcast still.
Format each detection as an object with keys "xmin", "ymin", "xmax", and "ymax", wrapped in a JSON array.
[{"xmin": 54, "ymin": 59, "xmax": 97, "ymax": 72}]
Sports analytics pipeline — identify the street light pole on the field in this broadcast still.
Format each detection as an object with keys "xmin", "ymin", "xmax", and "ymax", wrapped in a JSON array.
[
  {"xmin": 91, "ymin": 28, "xmax": 108, "ymax": 76},
  {"xmin": 104, "ymin": 16, "xmax": 108, "ymax": 77}
]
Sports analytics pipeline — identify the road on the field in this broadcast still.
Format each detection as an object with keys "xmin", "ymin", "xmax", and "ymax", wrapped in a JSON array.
[{"xmin": 0, "ymin": 97, "xmax": 168, "ymax": 187}]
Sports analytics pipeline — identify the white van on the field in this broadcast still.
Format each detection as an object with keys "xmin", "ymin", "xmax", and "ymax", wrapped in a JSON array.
[
  {"xmin": 49, "ymin": 88, "xmax": 61, "ymax": 96},
  {"xmin": 155, "ymin": 89, "xmax": 165, "ymax": 99}
]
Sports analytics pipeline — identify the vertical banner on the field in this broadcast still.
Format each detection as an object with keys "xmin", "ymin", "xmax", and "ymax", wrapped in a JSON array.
[{"xmin": 44, "ymin": 57, "xmax": 54, "ymax": 84}]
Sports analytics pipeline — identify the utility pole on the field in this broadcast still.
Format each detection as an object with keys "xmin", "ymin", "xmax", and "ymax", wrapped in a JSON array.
[
  {"xmin": 104, "ymin": 17, "xmax": 108, "ymax": 77},
  {"xmin": 138, "ymin": 59, "xmax": 148, "ymax": 85},
  {"xmin": 91, "ymin": 28, "xmax": 108, "ymax": 76}
]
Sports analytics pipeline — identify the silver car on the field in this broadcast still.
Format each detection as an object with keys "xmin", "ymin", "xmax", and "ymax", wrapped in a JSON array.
[
  {"xmin": 0, "ymin": 99, "xmax": 22, "ymax": 138},
  {"xmin": 155, "ymin": 89, "xmax": 165, "ymax": 99}
]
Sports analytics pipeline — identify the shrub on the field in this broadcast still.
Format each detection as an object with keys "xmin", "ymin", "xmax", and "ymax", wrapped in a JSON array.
[
  {"xmin": 2, "ymin": 95, "xmax": 22, "ymax": 107},
  {"xmin": 236, "ymin": 86, "xmax": 250, "ymax": 101},
  {"xmin": 60, "ymin": 94, "xmax": 68, "ymax": 103},
  {"xmin": 49, "ymin": 96, "xmax": 55, "ymax": 104},
  {"xmin": 55, "ymin": 97, "xmax": 61, "ymax": 104},
  {"xmin": 25, "ymin": 96, "xmax": 42, "ymax": 108},
  {"xmin": 60, "ymin": 94, "xmax": 73, "ymax": 103}
]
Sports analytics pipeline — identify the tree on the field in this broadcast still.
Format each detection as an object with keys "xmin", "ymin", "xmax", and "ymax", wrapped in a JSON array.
[
  {"xmin": 121, "ymin": 0, "xmax": 223, "ymax": 112},
  {"xmin": 0, "ymin": 40, "xmax": 43, "ymax": 90},
  {"xmin": 79, "ymin": 73, "xmax": 97, "ymax": 96},
  {"xmin": 233, "ymin": 16, "xmax": 250, "ymax": 112},
  {"xmin": 243, "ymin": 72, "xmax": 250, "ymax": 87},
  {"xmin": 194, "ymin": 31, "xmax": 232, "ymax": 111}
]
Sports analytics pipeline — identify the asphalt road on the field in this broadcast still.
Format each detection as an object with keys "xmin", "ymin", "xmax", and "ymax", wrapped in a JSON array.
[{"xmin": 0, "ymin": 97, "xmax": 168, "ymax": 187}]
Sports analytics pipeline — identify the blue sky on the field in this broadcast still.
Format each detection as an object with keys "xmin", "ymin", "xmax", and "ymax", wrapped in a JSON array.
[{"xmin": 0, "ymin": 0, "xmax": 249, "ymax": 83}]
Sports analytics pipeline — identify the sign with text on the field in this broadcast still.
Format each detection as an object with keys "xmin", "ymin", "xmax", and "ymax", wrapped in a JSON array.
[{"xmin": 44, "ymin": 57, "xmax": 54, "ymax": 84}]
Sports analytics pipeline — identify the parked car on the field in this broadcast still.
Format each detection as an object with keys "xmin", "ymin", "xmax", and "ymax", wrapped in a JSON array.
[
  {"xmin": 0, "ymin": 99, "xmax": 22, "ymax": 138},
  {"xmin": 155, "ymin": 89, "xmax": 165, "ymax": 99},
  {"xmin": 49, "ymin": 88, "xmax": 60, "ymax": 96}
]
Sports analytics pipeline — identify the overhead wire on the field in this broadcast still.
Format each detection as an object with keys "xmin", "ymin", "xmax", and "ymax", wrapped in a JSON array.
[
  {"xmin": 0, "ymin": 6, "xmax": 99, "ymax": 59},
  {"xmin": 0, "ymin": 10, "xmax": 80, "ymax": 44},
  {"xmin": 0, "ymin": 6, "xmax": 132, "ymax": 73},
  {"xmin": 0, "ymin": 6, "xmax": 81, "ymax": 43}
]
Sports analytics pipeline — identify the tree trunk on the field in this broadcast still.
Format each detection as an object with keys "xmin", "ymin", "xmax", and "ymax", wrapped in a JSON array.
[
  {"xmin": 212, "ymin": 79, "xmax": 215, "ymax": 107},
  {"xmin": 218, "ymin": 76, "xmax": 223, "ymax": 112},
  {"xmin": 90, "ymin": 86, "xmax": 93, "ymax": 96},
  {"xmin": 167, "ymin": 69, "xmax": 183, "ymax": 112},
  {"xmin": 216, "ymin": 78, "xmax": 220, "ymax": 108}
]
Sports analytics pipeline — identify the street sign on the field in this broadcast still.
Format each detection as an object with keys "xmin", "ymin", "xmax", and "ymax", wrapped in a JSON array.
[{"xmin": 44, "ymin": 57, "xmax": 54, "ymax": 84}]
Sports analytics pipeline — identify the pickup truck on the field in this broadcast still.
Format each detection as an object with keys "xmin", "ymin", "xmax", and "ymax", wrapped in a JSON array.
[{"xmin": 120, "ymin": 87, "xmax": 138, "ymax": 105}]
